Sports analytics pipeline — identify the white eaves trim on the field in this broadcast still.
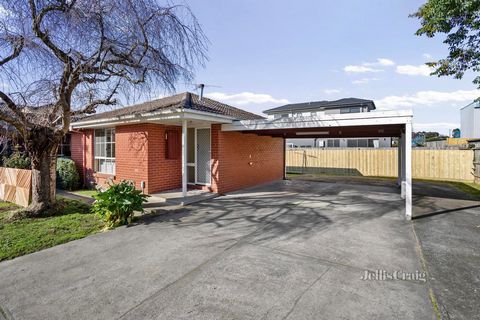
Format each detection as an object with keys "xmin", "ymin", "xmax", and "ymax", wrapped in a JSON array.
[
  {"xmin": 222, "ymin": 110, "xmax": 413, "ymax": 131},
  {"xmin": 70, "ymin": 108, "xmax": 235, "ymax": 129}
]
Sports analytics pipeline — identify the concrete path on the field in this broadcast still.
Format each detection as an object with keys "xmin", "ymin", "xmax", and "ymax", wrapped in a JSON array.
[
  {"xmin": 1, "ymin": 180, "xmax": 437, "ymax": 319},
  {"xmin": 413, "ymin": 199, "xmax": 480, "ymax": 320}
]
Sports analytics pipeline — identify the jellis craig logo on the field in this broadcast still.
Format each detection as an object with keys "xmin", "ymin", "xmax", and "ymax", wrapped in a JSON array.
[{"xmin": 361, "ymin": 270, "xmax": 426, "ymax": 282}]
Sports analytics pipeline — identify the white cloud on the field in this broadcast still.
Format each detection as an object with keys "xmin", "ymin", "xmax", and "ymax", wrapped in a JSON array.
[
  {"xmin": 422, "ymin": 53, "xmax": 432, "ymax": 59},
  {"xmin": 396, "ymin": 64, "xmax": 434, "ymax": 76},
  {"xmin": 205, "ymin": 92, "xmax": 289, "ymax": 105},
  {"xmin": 344, "ymin": 65, "xmax": 383, "ymax": 73},
  {"xmin": 413, "ymin": 122, "xmax": 459, "ymax": 131},
  {"xmin": 323, "ymin": 89, "xmax": 341, "ymax": 94},
  {"xmin": 344, "ymin": 58, "xmax": 394, "ymax": 73},
  {"xmin": 375, "ymin": 89, "xmax": 480, "ymax": 110},
  {"xmin": 352, "ymin": 77, "xmax": 379, "ymax": 85},
  {"xmin": 364, "ymin": 58, "xmax": 395, "ymax": 67},
  {"xmin": 377, "ymin": 58, "xmax": 395, "ymax": 66}
]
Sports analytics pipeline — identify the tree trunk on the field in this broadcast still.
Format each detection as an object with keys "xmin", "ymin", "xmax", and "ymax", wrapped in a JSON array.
[{"xmin": 26, "ymin": 129, "xmax": 60, "ymax": 214}]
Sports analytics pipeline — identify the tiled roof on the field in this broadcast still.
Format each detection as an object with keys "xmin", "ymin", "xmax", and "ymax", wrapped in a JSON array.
[
  {"xmin": 263, "ymin": 98, "xmax": 376, "ymax": 114},
  {"xmin": 75, "ymin": 92, "xmax": 264, "ymax": 122}
]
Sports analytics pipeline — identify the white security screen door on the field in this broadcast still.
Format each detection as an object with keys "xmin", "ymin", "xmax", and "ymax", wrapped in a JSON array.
[{"xmin": 196, "ymin": 128, "xmax": 211, "ymax": 184}]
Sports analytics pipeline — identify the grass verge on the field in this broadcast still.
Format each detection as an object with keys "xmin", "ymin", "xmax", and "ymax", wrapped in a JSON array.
[
  {"xmin": 0, "ymin": 198, "xmax": 103, "ymax": 261},
  {"xmin": 71, "ymin": 189, "xmax": 97, "ymax": 198}
]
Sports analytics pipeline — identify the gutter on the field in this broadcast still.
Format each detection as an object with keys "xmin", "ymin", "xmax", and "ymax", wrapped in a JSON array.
[{"xmin": 70, "ymin": 107, "xmax": 236, "ymax": 130}]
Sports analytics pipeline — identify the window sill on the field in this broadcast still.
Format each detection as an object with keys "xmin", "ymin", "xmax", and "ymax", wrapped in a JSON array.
[{"xmin": 93, "ymin": 172, "xmax": 116, "ymax": 179}]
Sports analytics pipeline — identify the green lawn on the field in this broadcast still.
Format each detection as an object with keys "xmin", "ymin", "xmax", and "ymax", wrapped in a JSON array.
[
  {"xmin": 0, "ymin": 198, "xmax": 103, "ymax": 261},
  {"xmin": 71, "ymin": 189, "xmax": 97, "ymax": 198}
]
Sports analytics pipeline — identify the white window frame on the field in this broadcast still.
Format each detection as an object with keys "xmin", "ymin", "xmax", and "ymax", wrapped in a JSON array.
[{"xmin": 94, "ymin": 128, "xmax": 116, "ymax": 174}]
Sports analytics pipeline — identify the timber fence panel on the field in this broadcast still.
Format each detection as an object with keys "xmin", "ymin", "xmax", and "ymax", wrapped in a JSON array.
[
  {"xmin": 286, "ymin": 148, "xmax": 474, "ymax": 182},
  {"xmin": 0, "ymin": 167, "xmax": 32, "ymax": 207}
]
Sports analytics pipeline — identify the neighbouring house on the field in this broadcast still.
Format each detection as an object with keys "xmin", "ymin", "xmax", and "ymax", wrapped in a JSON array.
[
  {"xmin": 69, "ymin": 92, "xmax": 285, "ymax": 195},
  {"xmin": 263, "ymin": 98, "xmax": 392, "ymax": 148},
  {"xmin": 461, "ymin": 101, "xmax": 480, "ymax": 138}
]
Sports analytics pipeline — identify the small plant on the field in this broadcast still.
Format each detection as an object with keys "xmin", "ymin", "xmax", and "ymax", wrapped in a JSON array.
[
  {"xmin": 91, "ymin": 180, "xmax": 149, "ymax": 227},
  {"xmin": 56, "ymin": 158, "xmax": 80, "ymax": 191},
  {"xmin": 2, "ymin": 151, "xmax": 31, "ymax": 169}
]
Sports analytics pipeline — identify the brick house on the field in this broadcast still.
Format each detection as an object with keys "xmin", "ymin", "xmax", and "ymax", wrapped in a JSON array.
[{"xmin": 70, "ymin": 92, "xmax": 285, "ymax": 195}]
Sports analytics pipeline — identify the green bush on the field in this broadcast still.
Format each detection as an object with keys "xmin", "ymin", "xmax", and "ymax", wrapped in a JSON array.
[
  {"xmin": 2, "ymin": 151, "xmax": 31, "ymax": 169},
  {"xmin": 92, "ymin": 180, "xmax": 149, "ymax": 227},
  {"xmin": 56, "ymin": 158, "xmax": 80, "ymax": 191}
]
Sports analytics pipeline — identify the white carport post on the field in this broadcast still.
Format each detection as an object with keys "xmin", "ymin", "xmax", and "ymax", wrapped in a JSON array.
[
  {"xmin": 404, "ymin": 122, "xmax": 412, "ymax": 219},
  {"xmin": 400, "ymin": 131, "xmax": 406, "ymax": 194},
  {"xmin": 397, "ymin": 133, "xmax": 403, "ymax": 186},
  {"xmin": 181, "ymin": 119, "xmax": 188, "ymax": 197}
]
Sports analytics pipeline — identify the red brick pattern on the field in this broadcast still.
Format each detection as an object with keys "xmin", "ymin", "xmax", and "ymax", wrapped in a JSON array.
[
  {"xmin": 71, "ymin": 123, "xmax": 284, "ymax": 195},
  {"xmin": 71, "ymin": 124, "xmax": 181, "ymax": 193},
  {"xmin": 145, "ymin": 124, "xmax": 182, "ymax": 193},
  {"xmin": 71, "ymin": 130, "xmax": 94, "ymax": 187},
  {"xmin": 210, "ymin": 124, "xmax": 284, "ymax": 194}
]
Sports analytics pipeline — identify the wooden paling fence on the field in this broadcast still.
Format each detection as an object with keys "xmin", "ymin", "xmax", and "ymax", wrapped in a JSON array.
[
  {"xmin": 286, "ymin": 148, "xmax": 475, "ymax": 182},
  {"xmin": 0, "ymin": 167, "xmax": 32, "ymax": 207}
]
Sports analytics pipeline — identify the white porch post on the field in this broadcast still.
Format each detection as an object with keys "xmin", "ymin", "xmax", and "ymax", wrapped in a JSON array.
[
  {"xmin": 404, "ymin": 122, "xmax": 413, "ymax": 220},
  {"xmin": 182, "ymin": 119, "xmax": 187, "ymax": 197}
]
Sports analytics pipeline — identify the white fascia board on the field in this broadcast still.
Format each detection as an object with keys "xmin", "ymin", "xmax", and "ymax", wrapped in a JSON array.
[
  {"xmin": 71, "ymin": 108, "xmax": 234, "ymax": 129},
  {"xmin": 222, "ymin": 110, "xmax": 412, "ymax": 131},
  {"xmin": 182, "ymin": 109, "xmax": 235, "ymax": 123}
]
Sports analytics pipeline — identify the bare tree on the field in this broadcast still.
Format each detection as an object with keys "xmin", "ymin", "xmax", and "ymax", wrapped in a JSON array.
[{"xmin": 0, "ymin": 0, "xmax": 207, "ymax": 214}]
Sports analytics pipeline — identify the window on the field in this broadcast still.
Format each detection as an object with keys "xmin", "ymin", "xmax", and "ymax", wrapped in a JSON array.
[
  {"xmin": 347, "ymin": 139, "xmax": 358, "ymax": 147},
  {"xmin": 165, "ymin": 130, "xmax": 180, "ymax": 160},
  {"xmin": 94, "ymin": 128, "xmax": 115, "ymax": 174},
  {"xmin": 358, "ymin": 139, "xmax": 368, "ymax": 148},
  {"xmin": 327, "ymin": 139, "xmax": 340, "ymax": 148},
  {"xmin": 340, "ymin": 107, "xmax": 362, "ymax": 114},
  {"xmin": 58, "ymin": 133, "xmax": 71, "ymax": 157}
]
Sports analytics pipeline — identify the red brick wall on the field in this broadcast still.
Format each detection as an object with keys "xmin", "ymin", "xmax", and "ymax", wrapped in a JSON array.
[
  {"xmin": 71, "ymin": 130, "xmax": 94, "ymax": 187},
  {"xmin": 71, "ymin": 123, "xmax": 284, "ymax": 195},
  {"xmin": 211, "ymin": 124, "xmax": 284, "ymax": 194},
  {"xmin": 146, "ymin": 124, "xmax": 182, "ymax": 193},
  {"xmin": 114, "ymin": 124, "xmax": 149, "ymax": 190},
  {"xmin": 70, "ymin": 124, "xmax": 181, "ymax": 193}
]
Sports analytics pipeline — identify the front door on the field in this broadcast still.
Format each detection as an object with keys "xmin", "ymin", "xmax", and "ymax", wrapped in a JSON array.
[{"xmin": 196, "ymin": 128, "xmax": 211, "ymax": 185}]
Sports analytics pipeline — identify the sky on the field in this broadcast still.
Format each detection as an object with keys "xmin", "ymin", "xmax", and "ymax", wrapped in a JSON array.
[{"xmin": 164, "ymin": 0, "xmax": 480, "ymax": 135}]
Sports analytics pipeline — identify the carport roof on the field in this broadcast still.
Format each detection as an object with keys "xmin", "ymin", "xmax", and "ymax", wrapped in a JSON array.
[{"xmin": 221, "ymin": 110, "xmax": 412, "ymax": 138}]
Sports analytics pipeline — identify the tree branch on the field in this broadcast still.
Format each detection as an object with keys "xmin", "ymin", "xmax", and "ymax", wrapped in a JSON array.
[
  {"xmin": 0, "ymin": 36, "xmax": 25, "ymax": 66},
  {"xmin": 29, "ymin": 0, "xmax": 71, "ymax": 63}
]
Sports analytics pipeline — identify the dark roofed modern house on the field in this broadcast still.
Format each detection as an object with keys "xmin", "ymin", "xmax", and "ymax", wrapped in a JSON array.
[
  {"xmin": 264, "ymin": 98, "xmax": 391, "ymax": 148},
  {"xmin": 70, "ymin": 92, "xmax": 284, "ymax": 196},
  {"xmin": 263, "ymin": 98, "xmax": 376, "ymax": 119}
]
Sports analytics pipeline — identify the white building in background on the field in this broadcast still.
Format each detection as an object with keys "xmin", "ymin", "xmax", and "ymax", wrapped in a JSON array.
[
  {"xmin": 264, "ymin": 98, "xmax": 392, "ymax": 148},
  {"xmin": 461, "ymin": 101, "xmax": 480, "ymax": 138}
]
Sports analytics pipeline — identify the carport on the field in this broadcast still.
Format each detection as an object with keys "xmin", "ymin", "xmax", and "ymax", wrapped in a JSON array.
[{"xmin": 222, "ymin": 110, "xmax": 414, "ymax": 219}]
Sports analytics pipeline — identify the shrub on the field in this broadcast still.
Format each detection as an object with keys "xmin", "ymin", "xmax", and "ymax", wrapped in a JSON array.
[
  {"xmin": 56, "ymin": 158, "xmax": 80, "ymax": 191},
  {"xmin": 92, "ymin": 180, "xmax": 149, "ymax": 227},
  {"xmin": 2, "ymin": 151, "xmax": 31, "ymax": 169}
]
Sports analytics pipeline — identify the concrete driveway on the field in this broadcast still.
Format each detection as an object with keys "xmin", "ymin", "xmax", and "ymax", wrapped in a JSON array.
[{"xmin": 0, "ymin": 180, "xmax": 436, "ymax": 319}]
